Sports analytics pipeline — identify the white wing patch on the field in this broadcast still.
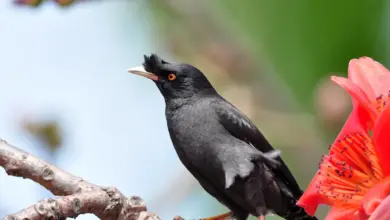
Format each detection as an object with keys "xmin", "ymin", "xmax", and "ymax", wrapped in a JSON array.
[
  {"xmin": 224, "ymin": 157, "xmax": 254, "ymax": 189},
  {"xmin": 223, "ymin": 149, "xmax": 281, "ymax": 189}
]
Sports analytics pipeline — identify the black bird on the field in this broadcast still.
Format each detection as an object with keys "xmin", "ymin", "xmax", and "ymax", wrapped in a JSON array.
[{"xmin": 128, "ymin": 54, "xmax": 317, "ymax": 220}]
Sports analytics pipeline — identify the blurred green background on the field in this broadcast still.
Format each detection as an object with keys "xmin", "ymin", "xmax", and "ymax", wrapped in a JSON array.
[{"xmin": 1, "ymin": 0, "xmax": 389, "ymax": 219}]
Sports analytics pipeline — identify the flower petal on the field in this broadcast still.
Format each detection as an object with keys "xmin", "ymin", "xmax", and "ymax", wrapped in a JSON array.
[
  {"xmin": 331, "ymin": 76, "xmax": 371, "ymax": 107},
  {"xmin": 361, "ymin": 176, "xmax": 390, "ymax": 217},
  {"xmin": 373, "ymin": 105, "xmax": 390, "ymax": 176},
  {"xmin": 369, "ymin": 195, "xmax": 390, "ymax": 220},
  {"xmin": 348, "ymin": 57, "xmax": 390, "ymax": 100},
  {"xmin": 296, "ymin": 171, "xmax": 322, "ymax": 216},
  {"xmin": 333, "ymin": 103, "xmax": 370, "ymax": 142},
  {"xmin": 297, "ymin": 118, "xmax": 382, "ymax": 216},
  {"xmin": 331, "ymin": 76, "xmax": 376, "ymax": 129},
  {"xmin": 325, "ymin": 207, "xmax": 360, "ymax": 220}
]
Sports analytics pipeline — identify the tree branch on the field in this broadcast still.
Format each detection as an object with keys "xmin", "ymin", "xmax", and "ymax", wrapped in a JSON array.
[{"xmin": 0, "ymin": 139, "xmax": 160, "ymax": 220}]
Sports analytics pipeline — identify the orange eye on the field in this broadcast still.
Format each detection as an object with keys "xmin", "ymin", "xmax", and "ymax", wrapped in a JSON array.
[{"xmin": 168, "ymin": 73, "xmax": 177, "ymax": 81}]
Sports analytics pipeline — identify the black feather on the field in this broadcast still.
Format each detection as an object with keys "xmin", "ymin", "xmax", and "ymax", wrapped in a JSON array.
[{"xmin": 136, "ymin": 54, "xmax": 318, "ymax": 220}]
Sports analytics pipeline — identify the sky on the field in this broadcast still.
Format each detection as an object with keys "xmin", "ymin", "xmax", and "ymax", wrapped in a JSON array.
[{"xmin": 0, "ymin": 1, "xmax": 219, "ymax": 219}]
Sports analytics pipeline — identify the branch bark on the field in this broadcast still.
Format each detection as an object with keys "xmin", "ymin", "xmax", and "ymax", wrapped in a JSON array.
[{"xmin": 0, "ymin": 139, "xmax": 160, "ymax": 220}]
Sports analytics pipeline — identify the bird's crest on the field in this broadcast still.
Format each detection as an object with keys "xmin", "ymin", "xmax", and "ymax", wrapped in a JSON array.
[{"xmin": 142, "ymin": 54, "xmax": 168, "ymax": 74}]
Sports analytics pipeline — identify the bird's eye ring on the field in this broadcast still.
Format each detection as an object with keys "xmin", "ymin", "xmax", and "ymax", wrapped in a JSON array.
[{"xmin": 168, "ymin": 73, "xmax": 177, "ymax": 81}]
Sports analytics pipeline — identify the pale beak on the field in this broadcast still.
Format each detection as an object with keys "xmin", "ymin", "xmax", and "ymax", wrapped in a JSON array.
[{"xmin": 127, "ymin": 66, "xmax": 159, "ymax": 81}]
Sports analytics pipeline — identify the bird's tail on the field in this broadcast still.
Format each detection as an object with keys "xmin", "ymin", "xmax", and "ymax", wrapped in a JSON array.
[{"xmin": 283, "ymin": 203, "xmax": 318, "ymax": 220}]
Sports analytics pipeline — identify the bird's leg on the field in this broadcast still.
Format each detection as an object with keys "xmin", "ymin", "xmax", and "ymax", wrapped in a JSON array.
[
  {"xmin": 200, "ymin": 212, "xmax": 233, "ymax": 220},
  {"xmin": 258, "ymin": 216, "xmax": 266, "ymax": 220}
]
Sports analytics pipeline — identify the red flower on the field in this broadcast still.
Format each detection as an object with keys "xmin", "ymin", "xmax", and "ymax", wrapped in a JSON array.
[
  {"xmin": 331, "ymin": 57, "xmax": 390, "ymax": 130},
  {"xmin": 297, "ymin": 57, "xmax": 390, "ymax": 219}
]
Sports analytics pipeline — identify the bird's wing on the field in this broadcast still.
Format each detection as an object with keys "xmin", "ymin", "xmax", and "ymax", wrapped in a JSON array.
[{"xmin": 212, "ymin": 98, "xmax": 303, "ymax": 198}]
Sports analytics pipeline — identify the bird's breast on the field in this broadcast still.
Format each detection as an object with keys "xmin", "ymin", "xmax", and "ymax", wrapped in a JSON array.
[{"xmin": 166, "ymin": 107, "xmax": 224, "ymax": 165}]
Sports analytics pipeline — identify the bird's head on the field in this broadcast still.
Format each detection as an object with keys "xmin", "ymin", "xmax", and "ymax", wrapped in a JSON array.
[{"xmin": 128, "ymin": 54, "xmax": 214, "ymax": 100}]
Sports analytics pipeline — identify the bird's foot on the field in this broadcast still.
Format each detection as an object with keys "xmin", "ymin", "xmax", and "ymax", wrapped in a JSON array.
[
  {"xmin": 200, "ymin": 212, "xmax": 234, "ymax": 220},
  {"xmin": 257, "ymin": 215, "xmax": 266, "ymax": 220}
]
